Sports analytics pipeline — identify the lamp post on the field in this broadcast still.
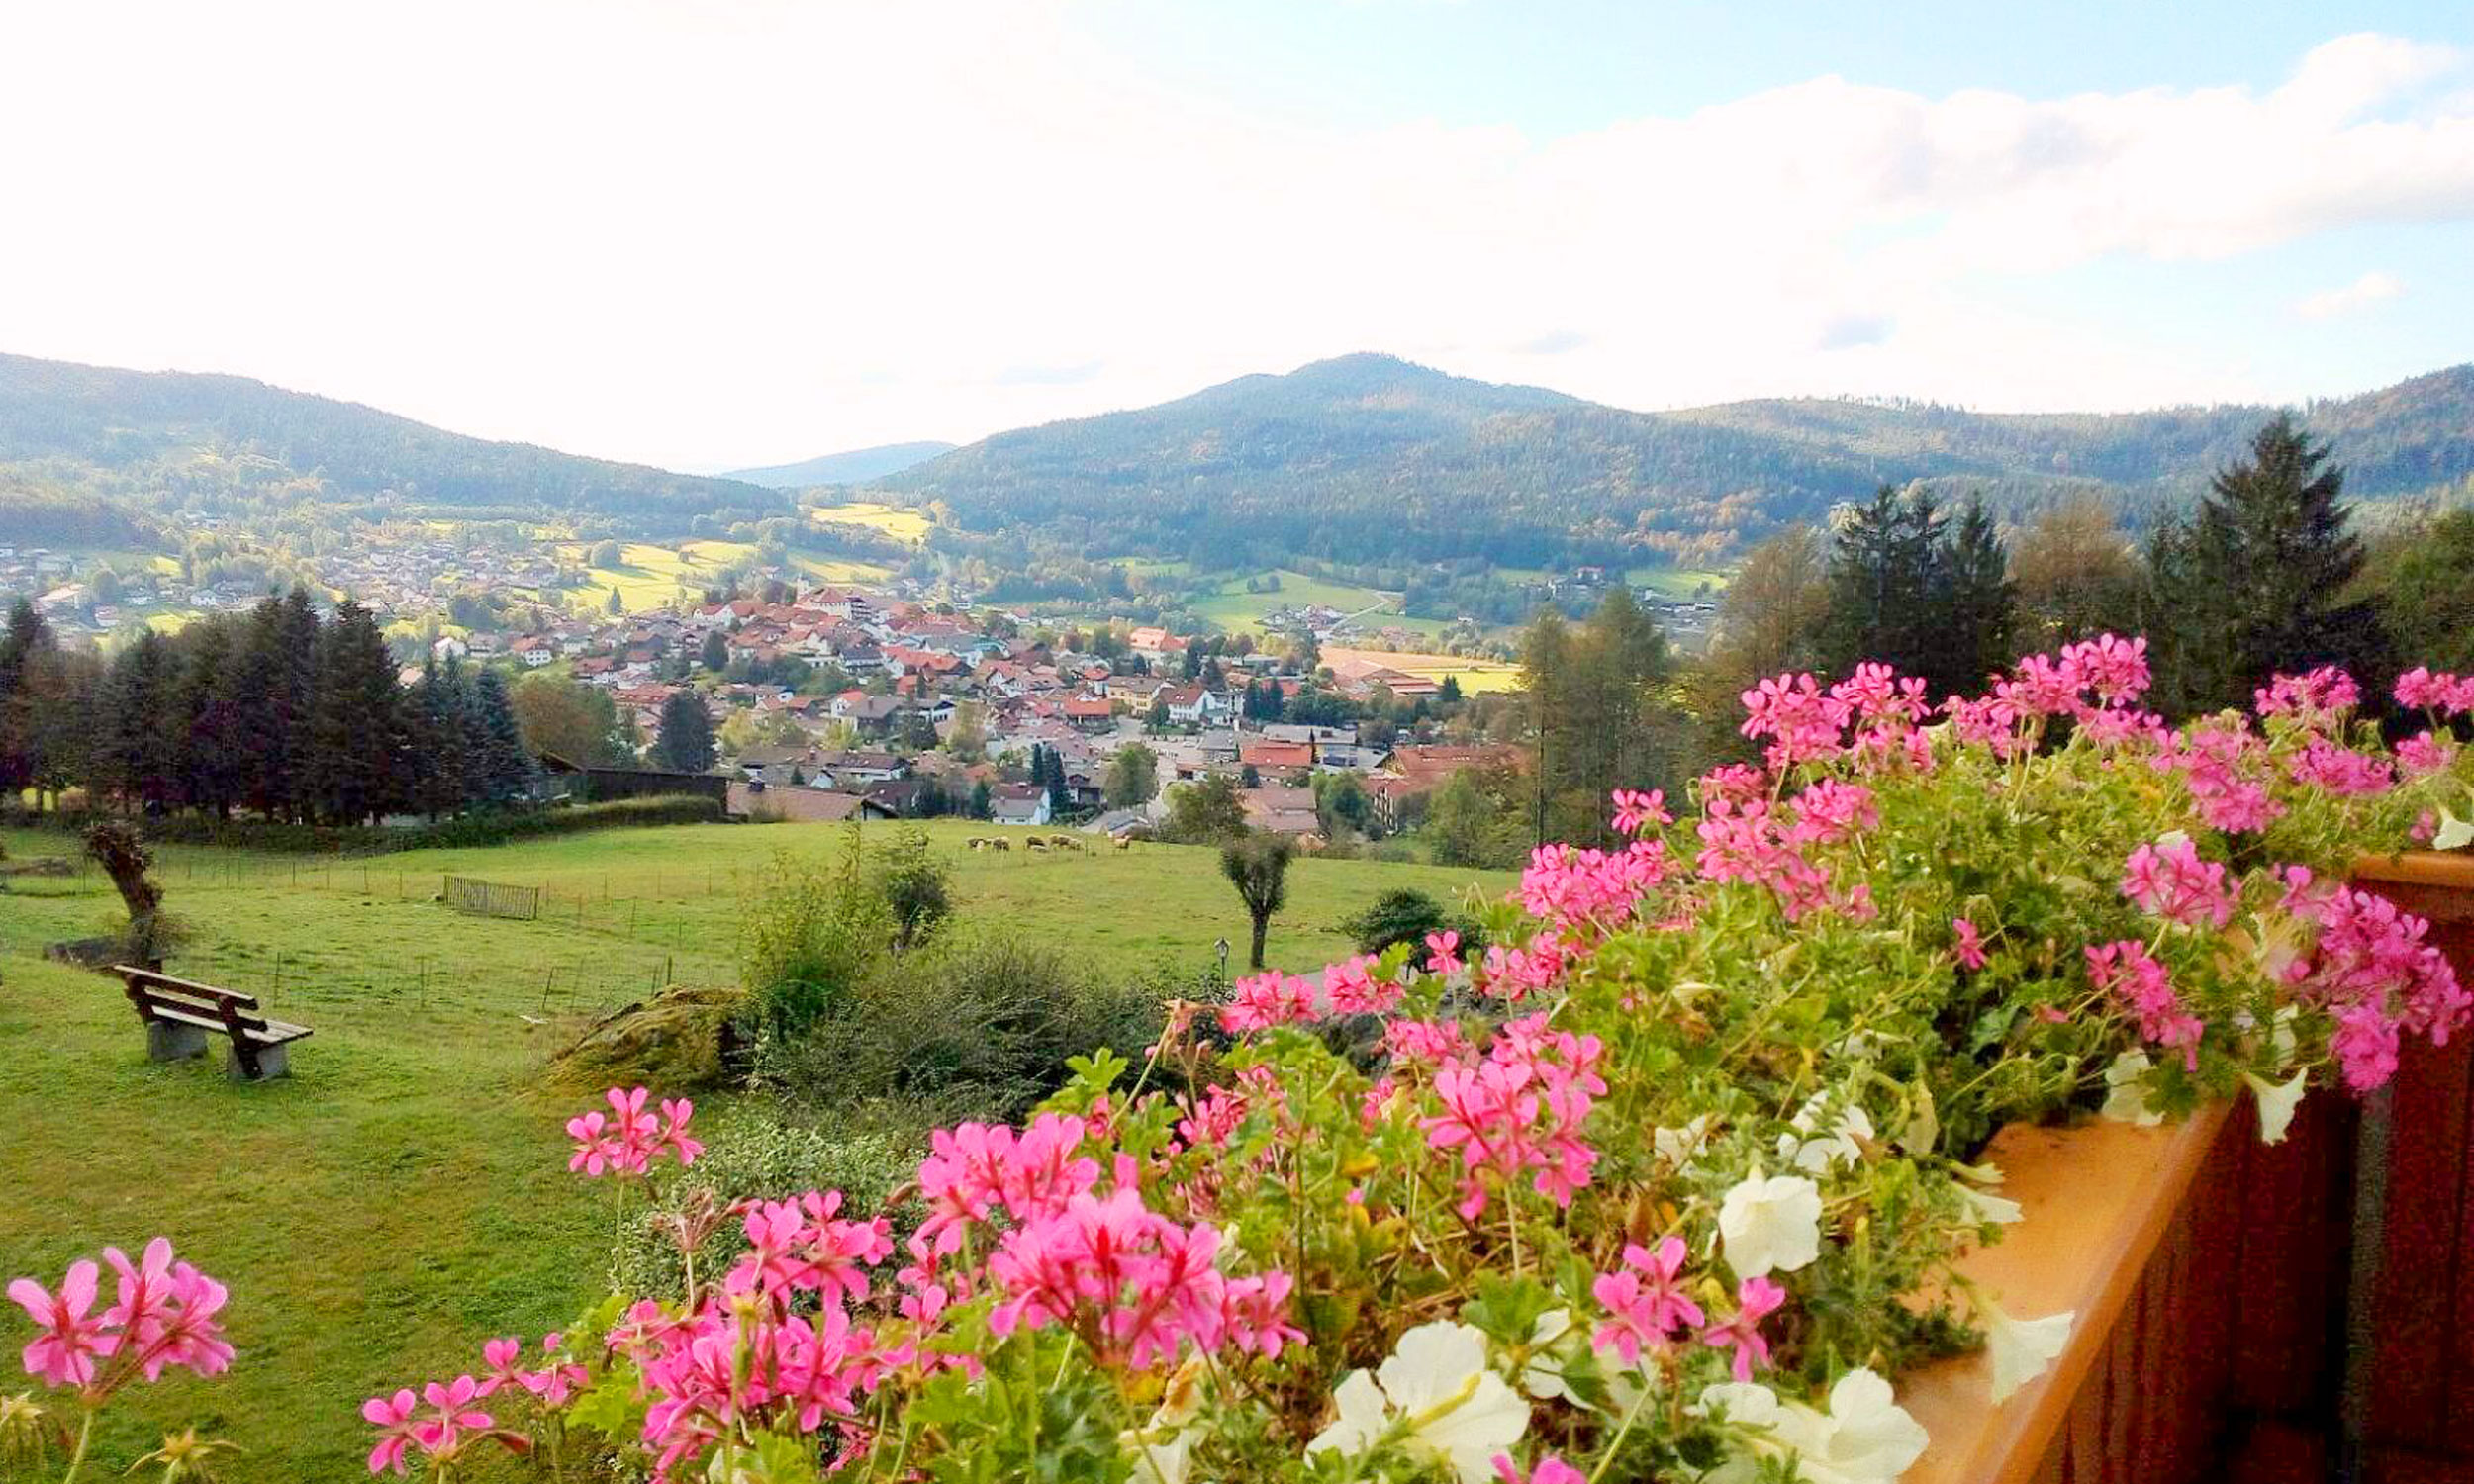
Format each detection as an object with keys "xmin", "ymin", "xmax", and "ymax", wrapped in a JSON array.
[{"xmin": 1214, "ymin": 937, "xmax": 1230, "ymax": 986}]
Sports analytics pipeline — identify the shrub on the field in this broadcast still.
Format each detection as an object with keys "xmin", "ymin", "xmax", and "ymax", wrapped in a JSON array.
[
  {"xmin": 736, "ymin": 842, "xmax": 893, "ymax": 1041},
  {"xmin": 755, "ymin": 931, "xmax": 1170, "ymax": 1131},
  {"xmin": 1342, "ymin": 885, "xmax": 1487, "ymax": 967},
  {"xmin": 607, "ymin": 1108, "xmax": 912, "ymax": 1301}
]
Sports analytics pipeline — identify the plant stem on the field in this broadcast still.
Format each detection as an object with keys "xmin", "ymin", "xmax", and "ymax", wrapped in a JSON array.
[{"xmin": 60, "ymin": 1406, "xmax": 94, "ymax": 1484}]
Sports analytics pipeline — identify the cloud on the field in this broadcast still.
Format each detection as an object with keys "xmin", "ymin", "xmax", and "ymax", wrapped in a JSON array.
[
  {"xmin": 1816, "ymin": 314, "xmax": 1895, "ymax": 351},
  {"xmin": 0, "ymin": 11, "xmax": 2467, "ymax": 463},
  {"xmin": 2297, "ymin": 270, "xmax": 2406, "ymax": 319},
  {"xmin": 1509, "ymin": 329, "xmax": 1590, "ymax": 356}
]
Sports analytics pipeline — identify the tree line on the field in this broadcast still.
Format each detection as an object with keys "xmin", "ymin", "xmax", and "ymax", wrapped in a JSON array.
[{"xmin": 0, "ymin": 587, "xmax": 535, "ymax": 826}]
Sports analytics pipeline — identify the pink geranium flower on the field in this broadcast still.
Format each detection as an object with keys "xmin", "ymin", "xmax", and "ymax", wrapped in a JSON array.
[
  {"xmin": 362, "ymin": 1388, "xmax": 423, "ymax": 1476},
  {"xmin": 1952, "ymin": 917, "xmax": 1988, "ymax": 972},
  {"xmin": 1591, "ymin": 1235, "xmax": 1704, "ymax": 1363},
  {"xmin": 7, "ymin": 1259, "xmax": 112, "ymax": 1389},
  {"xmin": 1699, "ymin": 1275, "xmax": 1786, "ymax": 1381}
]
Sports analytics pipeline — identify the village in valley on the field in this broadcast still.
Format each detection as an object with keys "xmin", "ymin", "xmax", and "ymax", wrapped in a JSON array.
[{"xmin": 501, "ymin": 581, "xmax": 1524, "ymax": 842}]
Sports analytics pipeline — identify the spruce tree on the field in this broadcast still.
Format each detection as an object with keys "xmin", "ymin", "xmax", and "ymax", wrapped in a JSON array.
[
  {"xmin": 98, "ymin": 630, "xmax": 180, "ymax": 810},
  {"xmin": 0, "ymin": 599, "xmax": 55, "ymax": 796},
  {"xmin": 171, "ymin": 618, "xmax": 240, "ymax": 817},
  {"xmin": 2165, "ymin": 414, "xmax": 2379, "ymax": 712},
  {"xmin": 471, "ymin": 667, "xmax": 536, "ymax": 804},
  {"xmin": 276, "ymin": 587, "xmax": 323, "ymax": 820},
  {"xmin": 653, "ymin": 691, "xmax": 717, "ymax": 773},
  {"xmin": 405, "ymin": 655, "xmax": 468, "ymax": 819},
  {"xmin": 306, "ymin": 599, "xmax": 406, "ymax": 825},
  {"xmin": 1933, "ymin": 497, "xmax": 2017, "ymax": 696}
]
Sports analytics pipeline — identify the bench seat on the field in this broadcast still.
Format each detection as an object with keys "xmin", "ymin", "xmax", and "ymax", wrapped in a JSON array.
[{"xmin": 115, "ymin": 965, "xmax": 313, "ymax": 1080}]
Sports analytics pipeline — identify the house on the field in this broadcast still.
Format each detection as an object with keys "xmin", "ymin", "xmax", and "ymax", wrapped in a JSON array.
[
  {"xmin": 539, "ymin": 755, "xmax": 731, "ymax": 806},
  {"xmin": 1241, "ymin": 785, "xmax": 1323, "ymax": 840},
  {"xmin": 817, "ymin": 751, "xmax": 907, "ymax": 786},
  {"xmin": 1238, "ymin": 738, "xmax": 1315, "ymax": 774},
  {"xmin": 862, "ymin": 778, "xmax": 937, "ymax": 817},
  {"xmin": 1161, "ymin": 685, "xmax": 1231, "ymax": 726},
  {"xmin": 1063, "ymin": 695, "xmax": 1116, "ymax": 733},
  {"xmin": 511, "ymin": 636, "xmax": 554, "ymax": 667},
  {"xmin": 830, "ymin": 691, "xmax": 903, "ymax": 735},
  {"xmin": 726, "ymin": 782, "xmax": 891, "ymax": 822},
  {"xmin": 1365, "ymin": 743, "xmax": 1528, "ymax": 827},
  {"xmin": 1128, "ymin": 626, "xmax": 1190, "ymax": 664},
  {"xmin": 990, "ymin": 783, "xmax": 1052, "ymax": 827}
]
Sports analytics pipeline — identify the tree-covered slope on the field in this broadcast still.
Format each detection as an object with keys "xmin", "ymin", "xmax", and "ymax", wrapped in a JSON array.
[
  {"xmin": 882, "ymin": 353, "xmax": 2474, "ymax": 565},
  {"xmin": 0, "ymin": 352, "xmax": 786, "ymax": 525}
]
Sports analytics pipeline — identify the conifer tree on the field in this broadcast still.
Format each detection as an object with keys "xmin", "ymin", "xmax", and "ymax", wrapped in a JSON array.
[
  {"xmin": 470, "ymin": 666, "xmax": 537, "ymax": 804},
  {"xmin": 97, "ymin": 630, "xmax": 180, "ymax": 810},
  {"xmin": 306, "ymin": 599, "xmax": 405, "ymax": 825},
  {"xmin": 2158, "ymin": 414, "xmax": 2380, "ymax": 712},
  {"xmin": 0, "ymin": 599, "xmax": 54, "ymax": 796},
  {"xmin": 653, "ymin": 691, "xmax": 717, "ymax": 773}
]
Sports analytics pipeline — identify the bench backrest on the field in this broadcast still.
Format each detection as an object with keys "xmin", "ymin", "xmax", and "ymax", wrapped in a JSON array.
[{"xmin": 115, "ymin": 966, "xmax": 271, "ymax": 1038}]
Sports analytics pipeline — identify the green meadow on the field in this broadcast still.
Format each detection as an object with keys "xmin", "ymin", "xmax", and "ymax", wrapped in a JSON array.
[{"xmin": 0, "ymin": 819, "xmax": 1510, "ymax": 1478}]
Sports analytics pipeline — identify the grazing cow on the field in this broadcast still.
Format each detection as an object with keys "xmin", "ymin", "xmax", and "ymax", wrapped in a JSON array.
[{"xmin": 991, "ymin": 838, "xmax": 1009, "ymax": 853}]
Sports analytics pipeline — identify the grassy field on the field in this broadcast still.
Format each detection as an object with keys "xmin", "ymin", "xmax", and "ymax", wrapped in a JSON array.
[
  {"xmin": 807, "ymin": 502, "xmax": 932, "ymax": 543},
  {"xmin": 1321, "ymin": 645, "xmax": 1526, "ymax": 695},
  {"xmin": 1188, "ymin": 569, "xmax": 1404, "ymax": 632},
  {"xmin": 0, "ymin": 820, "xmax": 1508, "ymax": 1476},
  {"xmin": 1628, "ymin": 566, "xmax": 1732, "ymax": 600},
  {"xmin": 561, "ymin": 541, "xmax": 895, "ymax": 614}
]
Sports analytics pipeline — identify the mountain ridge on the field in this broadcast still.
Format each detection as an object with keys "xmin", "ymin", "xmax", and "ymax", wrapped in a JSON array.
[
  {"xmin": 876, "ymin": 353, "xmax": 2474, "ymax": 566},
  {"xmin": 724, "ymin": 440, "xmax": 959, "ymax": 489}
]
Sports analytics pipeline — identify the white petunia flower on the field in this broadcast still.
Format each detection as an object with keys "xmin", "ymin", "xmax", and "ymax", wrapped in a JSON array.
[
  {"xmin": 1698, "ymin": 1367, "xmax": 1929, "ymax": 1484},
  {"xmin": 1981, "ymin": 1299, "xmax": 2075, "ymax": 1404},
  {"xmin": 1122, "ymin": 1356, "xmax": 1208, "ymax": 1484},
  {"xmin": 1776, "ymin": 1095, "xmax": 1875, "ymax": 1174},
  {"xmin": 1307, "ymin": 1321, "xmax": 1530, "ymax": 1484},
  {"xmin": 1900, "ymin": 1086, "xmax": 1940, "ymax": 1157},
  {"xmin": 2099, "ymin": 1051, "xmax": 2164, "ymax": 1126},
  {"xmin": 1957, "ymin": 1183, "xmax": 2024, "ymax": 1226},
  {"xmin": 1654, "ymin": 1114, "xmax": 1714, "ymax": 1171},
  {"xmin": 2243, "ymin": 1068, "xmax": 2308, "ymax": 1145},
  {"xmin": 1518, "ymin": 1309, "xmax": 1581, "ymax": 1403},
  {"xmin": 1719, "ymin": 1170, "xmax": 1824, "ymax": 1277}
]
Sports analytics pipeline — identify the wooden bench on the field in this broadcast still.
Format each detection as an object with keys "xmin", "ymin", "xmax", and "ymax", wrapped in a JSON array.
[{"xmin": 114, "ymin": 965, "xmax": 312, "ymax": 1082}]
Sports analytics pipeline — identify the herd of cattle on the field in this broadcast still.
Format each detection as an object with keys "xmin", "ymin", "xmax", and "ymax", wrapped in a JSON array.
[{"xmin": 960, "ymin": 834, "xmax": 1133, "ymax": 853}]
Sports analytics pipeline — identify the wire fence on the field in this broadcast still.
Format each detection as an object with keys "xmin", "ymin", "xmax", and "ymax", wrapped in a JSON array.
[{"xmin": 444, "ymin": 876, "xmax": 540, "ymax": 921}]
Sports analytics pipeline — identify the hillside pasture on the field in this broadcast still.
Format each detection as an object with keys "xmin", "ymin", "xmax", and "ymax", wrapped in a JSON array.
[
  {"xmin": 807, "ymin": 501, "xmax": 933, "ymax": 543},
  {"xmin": 0, "ymin": 818, "xmax": 1509, "ymax": 1472},
  {"xmin": 1189, "ymin": 569, "xmax": 1404, "ymax": 632},
  {"xmin": 1319, "ymin": 645, "xmax": 1526, "ymax": 695},
  {"xmin": 562, "ymin": 540, "xmax": 893, "ymax": 614}
]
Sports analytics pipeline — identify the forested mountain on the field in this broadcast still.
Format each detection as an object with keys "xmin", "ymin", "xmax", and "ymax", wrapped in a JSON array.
[
  {"xmin": 0, "ymin": 353, "xmax": 786, "ymax": 527},
  {"xmin": 725, "ymin": 441, "xmax": 958, "ymax": 489},
  {"xmin": 880, "ymin": 354, "xmax": 2474, "ymax": 567}
]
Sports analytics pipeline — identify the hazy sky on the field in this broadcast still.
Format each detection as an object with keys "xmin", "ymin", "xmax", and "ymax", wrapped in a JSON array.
[{"xmin": 3, "ymin": 1, "xmax": 2472, "ymax": 473}]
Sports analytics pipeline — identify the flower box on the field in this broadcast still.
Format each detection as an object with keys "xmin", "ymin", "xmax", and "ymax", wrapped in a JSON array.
[{"xmin": 1897, "ymin": 852, "xmax": 2474, "ymax": 1484}]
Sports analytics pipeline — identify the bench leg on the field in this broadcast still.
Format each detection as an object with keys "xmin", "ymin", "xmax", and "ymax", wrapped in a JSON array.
[
  {"xmin": 147, "ymin": 1021, "xmax": 208, "ymax": 1062},
  {"xmin": 226, "ymin": 1043, "xmax": 290, "ymax": 1082}
]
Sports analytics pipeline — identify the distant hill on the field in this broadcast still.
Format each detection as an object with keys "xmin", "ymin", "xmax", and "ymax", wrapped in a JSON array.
[
  {"xmin": 879, "ymin": 353, "xmax": 2474, "ymax": 566},
  {"xmin": 0, "ymin": 352, "xmax": 787, "ymax": 528},
  {"xmin": 725, "ymin": 441, "xmax": 959, "ymax": 489}
]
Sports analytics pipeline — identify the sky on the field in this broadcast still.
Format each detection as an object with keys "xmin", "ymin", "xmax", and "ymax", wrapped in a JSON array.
[{"xmin": 2, "ymin": 0, "xmax": 2472, "ymax": 474}]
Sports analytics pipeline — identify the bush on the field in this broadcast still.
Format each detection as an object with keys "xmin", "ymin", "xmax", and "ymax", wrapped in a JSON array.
[
  {"xmin": 737, "ymin": 842, "xmax": 894, "ymax": 1041},
  {"xmin": 608, "ymin": 1108, "xmax": 911, "ymax": 1301},
  {"xmin": 756, "ymin": 931, "xmax": 1170, "ymax": 1131},
  {"xmin": 1341, "ymin": 886, "xmax": 1488, "ymax": 967}
]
